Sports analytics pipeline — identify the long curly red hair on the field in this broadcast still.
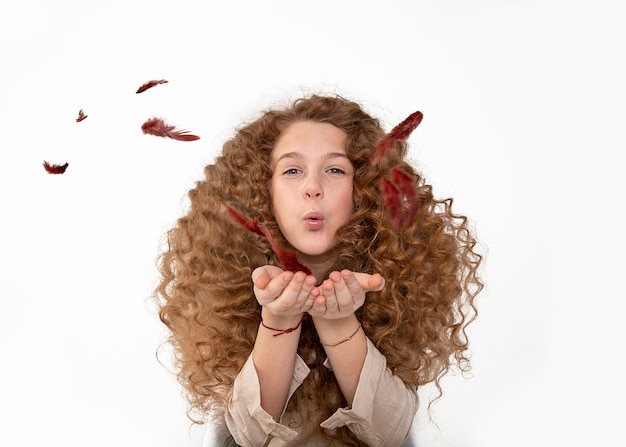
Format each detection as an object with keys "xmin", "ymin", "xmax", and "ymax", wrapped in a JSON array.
[{"xmin": 154, "ymin": 94, "xmax": 483, "ymax": 444}]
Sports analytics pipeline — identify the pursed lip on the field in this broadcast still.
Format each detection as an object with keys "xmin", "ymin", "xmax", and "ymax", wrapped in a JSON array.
[{"xmin": 303, "ymin": 211, "xmax": 324, "ymax": 229}]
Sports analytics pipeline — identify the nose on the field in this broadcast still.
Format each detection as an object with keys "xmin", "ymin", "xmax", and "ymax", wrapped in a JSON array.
[{"xmin": 303, "ymin": 175, "xmax": 323, "ymax": 199}]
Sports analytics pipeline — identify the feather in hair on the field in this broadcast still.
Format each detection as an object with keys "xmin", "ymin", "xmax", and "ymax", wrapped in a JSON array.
[
  {"xmin": 391, "ymin": 166, "xmax": 419, "ymax": 224},
  {"xmin": 372, "ymin": 110, "xmax": 423, "ymax": 165},
  {"xmin": 381, "ymin": 176, "xmax": 404, "ymax": 230}
]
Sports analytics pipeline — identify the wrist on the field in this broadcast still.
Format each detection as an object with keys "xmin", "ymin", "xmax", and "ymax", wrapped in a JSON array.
[
  {"xmin": 260, "ymin": 308, "xmax": 305, "ymax": 331},
  {"xmin": 312, "ymin": 314, "xmax": 357, "ymax": 328},
  {"xmin": 312, "ymin": 315, "xmax": 360, "ymax": 345}
]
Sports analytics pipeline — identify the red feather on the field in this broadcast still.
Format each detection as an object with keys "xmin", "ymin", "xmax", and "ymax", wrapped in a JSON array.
[
  {"xmin": 390, "ymin": 166, "xmax": 419, "ymax": 224},
  {"xmin": 227, "ymin": 206, "xmax": 312, "ymax": 274},
  {"xmin": 226, "ymin": 206, "xmax": 264, "ymax": 236},
  {"xmin": 381, "ymin": 177, "xmax": 404, "ymax": 230},
  {"xmin": 76, "ymin": 109, "xmax": 88, "ymax": 122},
  {"xmin": 136, "ymin": 79, "xmax": 169, "ymax": 94},
  {"xmin": 372, "ymin": 111, "xmax": 423, "ymax": 165},
  {"xmin": 141, "ymin": 117, "xmax": 200, "ymax": 141},
  {"xmin": 43, "ymin": 161, "xmax": 69, "ymax": 174},
  {"xmin": 258, "ymin": 223, "xmax": 312, "ymax": 274}
]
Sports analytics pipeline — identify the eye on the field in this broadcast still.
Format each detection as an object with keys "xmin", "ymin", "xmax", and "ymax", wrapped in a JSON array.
[
  {"xmin": 282, "ymin": 168, "xmax": 301, "ymax": 175},
  {"xmin": 327, "ymin": 167, "xmax": 346, "ymax": 175}
]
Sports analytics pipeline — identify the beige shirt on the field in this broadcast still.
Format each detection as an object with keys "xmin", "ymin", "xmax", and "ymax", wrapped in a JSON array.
[{"xmin": 224, "ymin": 338, "xmax": 418, "ymax": 447}]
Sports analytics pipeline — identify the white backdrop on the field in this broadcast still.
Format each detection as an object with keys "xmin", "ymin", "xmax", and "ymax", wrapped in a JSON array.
[{"xmin": 1, "ymin": 1, "xmax": 624, "ymax": 446}]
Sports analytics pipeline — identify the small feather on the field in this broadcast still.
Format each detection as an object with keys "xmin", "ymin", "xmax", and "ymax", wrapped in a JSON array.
[
  {"xmin": 141, "ymin": 117, "xmax": 200, "ymax": 141},
  {"xmin": 136, "ymin": 79, "xmax": 169, "ymax": 94},
  {"xmin": 43, "ymin": 161, "xmax": 69, "ymax": 174},
  {"xmin": 76, "ymin": 109, "xmax": 88, "ymax": 122}
]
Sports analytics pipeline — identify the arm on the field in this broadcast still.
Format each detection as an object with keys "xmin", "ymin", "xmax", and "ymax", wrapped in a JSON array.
[
  {"xmin": 312, "ymin": 314, "xmax": 366, "ymax": 405},
  {"xmin": 309, "ymin": 270, "xmax": 384, "ymax": 405},
  {"xmin": 224, "ymin": 350, "xmax": 308, "ymax": 447},
  {"xmin": 224, "ymin": 267, "xmax": 318, "ymax": 446},
  {"xmin": 311, "ymin": 271, "xmax": 417, "ymax": 446},
  {"xmin": 251, "ymin": 267, "xmax": 318, "ymax": 420},
  {"xmin": 253, "ymin": 308, "xmax": 304, "ymax": 419},
  {"xmin": 321, "ymin": 338, "xmax": 419, "ymax": 447}
]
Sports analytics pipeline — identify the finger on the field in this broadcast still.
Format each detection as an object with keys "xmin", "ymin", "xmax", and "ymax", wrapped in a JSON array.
[
  {"xmin": 322, "ymin": 279, "xmax": 339, "ymax": 312},
  {"xmin": 271, "ymin": 272, "xmax": 318, "ymax": 312},
  {"xmin": 301, "ymin": 283, "xmax": 320, "ymax": 311},
  {"xmin": 330, "ymin": 271, "xmax": 353, "ymax": 308},
  {"xmin": 310, "ymin": 294, "xmax": 327, "ymax": 316},
  {"xmin": 340, "ymin": 270, "xmax": 365, "ymax": 302},
  {"xmin": 257, "ymin": 271, "xmax": 293, "ymax": 306},
  {"xmin": 285, "ymin": 272, "xmax": 311, "ymax": 309},
  {"xmin": 253, "ymin": 270, "xmax": 271, "ymax": 290},
  {"xmin": 353, "ymin": 272, "xmax": 385, "ymax": 292},
  {"xmin": 252, "ymin": 265, "xmax": 283, "ymax": 289},
  {"xmin": 368, "ymin": 273, "xmax": 385, "ymax": 291},
  {"xmin": 296, "ymin": 274, "xmax": 317, "ymax": 308}
]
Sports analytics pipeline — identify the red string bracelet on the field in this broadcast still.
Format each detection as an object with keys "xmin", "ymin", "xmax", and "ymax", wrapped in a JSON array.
[{"xmin": 261, "ymin": 315, "xmax": 305, "ymax": 337}]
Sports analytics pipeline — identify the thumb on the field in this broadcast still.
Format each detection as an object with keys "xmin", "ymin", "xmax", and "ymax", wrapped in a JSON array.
[
  {"xmin": 252, "ymin": 265, "xmax": 283, "ymax": 289},
  {"xmin": 353, "ymin": 272, "xmax": 385, "ymax": 292}
]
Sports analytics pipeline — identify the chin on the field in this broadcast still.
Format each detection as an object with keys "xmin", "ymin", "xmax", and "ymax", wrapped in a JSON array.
[{"xmin": 297, "ymin": 244, "xmax": 337, "ymax": 259}]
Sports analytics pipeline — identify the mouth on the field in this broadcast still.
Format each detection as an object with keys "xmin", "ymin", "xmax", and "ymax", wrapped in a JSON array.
[{"xmin": 304, "ymin": 212, "xmax": 324, "ymax": 230}]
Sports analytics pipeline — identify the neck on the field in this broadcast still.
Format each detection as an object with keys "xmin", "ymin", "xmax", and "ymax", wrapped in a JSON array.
[{"xmin": 298, "ymin": 251, "xmax": 338, "ymax": 284}]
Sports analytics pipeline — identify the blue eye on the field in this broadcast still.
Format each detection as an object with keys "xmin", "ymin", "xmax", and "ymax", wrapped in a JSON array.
[{"xmin": 283, "ymin": 168, "xmax": 301, "ymax": 175}]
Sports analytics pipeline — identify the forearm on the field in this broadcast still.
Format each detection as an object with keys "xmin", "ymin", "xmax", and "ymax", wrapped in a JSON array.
[
  {"xmin": 252, "ymin": 308, "xmax": 303, "ymax": 421},
  {"xmin": 313, "ymin": 314, "xmax": 366, "ymax": 405},
  {"xmin": 320, "ymin": 337, "xmax": 419, "ymax": 447}
]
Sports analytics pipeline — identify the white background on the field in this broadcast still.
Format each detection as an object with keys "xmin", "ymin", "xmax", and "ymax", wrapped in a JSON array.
[{"xmin": 1, "ymin": 1, "xmax": 624, "ymax": 446}]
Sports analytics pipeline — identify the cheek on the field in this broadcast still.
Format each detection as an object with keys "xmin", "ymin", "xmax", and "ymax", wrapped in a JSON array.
[
  {"xmin": 270, "ymin": 178, "xmax": 282, "ymax": 207},
  {"xmin": 336, "ymin": 185, "xmax": 355, "ymax": 221},
  {"xmin": 270, "ymin": 181, "xmax": 289, "ymax": 227}
]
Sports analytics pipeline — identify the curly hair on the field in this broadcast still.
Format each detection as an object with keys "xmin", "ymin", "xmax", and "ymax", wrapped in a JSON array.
[{"xmin": 154, "ymin": 94, "xmax": 483, "ymax": 444}]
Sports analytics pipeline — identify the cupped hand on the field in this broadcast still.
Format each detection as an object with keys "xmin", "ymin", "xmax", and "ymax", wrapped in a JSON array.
[
  {"xmin": 252, "ymin": 265, "xmax": 320, "ymax": 317},
  {"xmin": 308, "ymin": 270, "xmax": 385, "ymax": 320}
]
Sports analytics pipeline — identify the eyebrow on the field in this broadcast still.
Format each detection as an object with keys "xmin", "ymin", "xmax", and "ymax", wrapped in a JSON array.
[{"xmin": 273, "ymin": 152, "xmax": 349, "ymax": 163}]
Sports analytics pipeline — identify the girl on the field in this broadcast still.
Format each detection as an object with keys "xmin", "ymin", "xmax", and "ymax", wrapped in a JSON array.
[{"xmin": 154, "ymin": 94, "xmax": 483, "ymax": 446}]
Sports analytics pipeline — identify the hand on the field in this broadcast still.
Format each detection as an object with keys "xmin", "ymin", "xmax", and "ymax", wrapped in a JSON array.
[
  {"xmin": 308, "ymin": 270, "xmax": 385, "ymax": 320},
  {"xmin": 252, "ymin": 265, "xmax": 320, "ymax": 318}
]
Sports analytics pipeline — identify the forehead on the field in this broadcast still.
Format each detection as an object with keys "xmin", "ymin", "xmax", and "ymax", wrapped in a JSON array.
[{"xmin": 272, "ymin": 121, "xmax": 347, "ymax": 160}]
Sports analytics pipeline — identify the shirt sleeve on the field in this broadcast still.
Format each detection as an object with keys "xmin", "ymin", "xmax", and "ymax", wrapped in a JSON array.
[
  {"xmin": 320, "ymin": 338, "xmax": 419, "ymax": 447},
  {"xmin": 224, "ymin": 353, "xmax": 310, "ymax": 447}
]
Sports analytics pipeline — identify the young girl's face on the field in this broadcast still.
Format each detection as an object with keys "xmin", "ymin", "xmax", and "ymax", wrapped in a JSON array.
[{"xmin": 270, "ymin": 121, "xmax": 354, "ymax": 263}]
